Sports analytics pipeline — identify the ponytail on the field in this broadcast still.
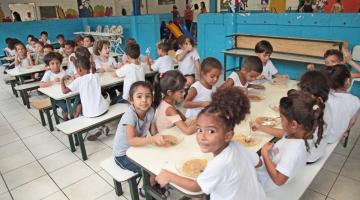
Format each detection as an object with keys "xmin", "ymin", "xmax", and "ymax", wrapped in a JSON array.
[{"xmin": 153, "ymin": 73, "xmax": 162, "ymax": 108}]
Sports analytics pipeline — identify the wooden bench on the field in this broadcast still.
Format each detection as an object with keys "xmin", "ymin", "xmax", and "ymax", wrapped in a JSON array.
[
  {"xmin": 222, "ymin": 34, "xmax": 347, "ymax": 80},
  {"xmin": 100, "ymin": 157, "xmax": 140, "ymax": 200},
  {"xmin": 15, "ymin": 81, "xmax": 40, "ymax": 108},
  {"xmin": 56, "ymin": 103, "xmax": 129, "ymax": 160},
  {"xmin": 31, "ymin": 98, "xmax": 54, "ymax": 131},
  {"xmin": 267, "ymin": 140, "xmax": 339, "ymax": 200}
]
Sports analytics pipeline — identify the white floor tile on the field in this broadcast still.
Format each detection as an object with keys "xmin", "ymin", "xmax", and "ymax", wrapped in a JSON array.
[
  {"xmin": 10, "ymin": 119, "xmax": 39, "ymax": 130},
  {"xmin": 309, "ymin": 169, "xmax": 338, "ymax": 195},
  {"xmin": 0, "ymin": 141, "xmax": 27, "ymax": 160},
  {"xmin": 349, "ymin": 144, "xmax": 360, "ymax": 161},
  {"xmin": 63, "ymin": 174, "xmax": 112, "ymax": 200},
  {"xmin": 23, "ymin": 132, "xmax": 56, "ymax": 148},
  {"xmin": 0, "ymin": 150, "xmax": 35, "ymax": 173},
  {"xmin": 0, "ymin": 125, "xmax": 13, "ymax": 136},
  {"xmin": 0, "ymin": 192, "xmax": 12, "ymax": 200},
  {"xmin": 74, "ymin": 140, "xmax": 107, "ymax": 158},
  {"xmin": 340, "ymin": 158, "xmax": 360, "ymax": 181},
  {"xmin": 49, "ymin": 160, "xmax": 94, "ymax": 188},
  {"xmin": 0, "ymin": 132, "xmax": 19, "ymax": 147},
  {"xmin": 328, "ymin": 175, "xmax": 360, "ymax": 200},
  {"xmin": 96, "ymin": 191, "xmax": 127, "ymax": 200},
  {"xmin": 42, "ymin": 191, "xmax": 68, "ymax": 200},
  {"xmin": 3, "ymin": 162, "xmax": 46, "ymax": 189},
  {"xmin": 0, "ymin": 177, "xmax": 7, "ymax": 194},
  {"xmin": 323, "ymin": 153, "xmax": 347, "ymax": 174},
  {"xmin": 98, "ymin": 170, "xmax": 113, "ymax": 186},
  {"xmin": 10, "ymin": 176, "xmax": 59, "ymax": 200},
  {"xmin": 27, "ymin": 139, "xmax": 67, "ymax": 159},
  {"xmin": 15, "ymin": 123, "xmax": 48, "ymax": 139},
  {"xmin": 85, "ymin": 148, "xmax": 112, "ymax": 172},
  {"xmin": 39, "ymin": 150, "xmax": 79, "ymax": 173}
]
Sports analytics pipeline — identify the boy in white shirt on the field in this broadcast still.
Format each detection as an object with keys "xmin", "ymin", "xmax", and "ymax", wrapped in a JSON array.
[
  {"xmin": 255, "ymin": 40, "xmax": 288, "ymax": 80},
  {"xmin": 83, "ymin": 35, "xmax": 95, "ymax": 55},
  {"xmin": 112, "ymin": 42, "xmax": 145, "ymax": 104},
  {"xmin": 62, "ymin": 40, "xmax": 76, "ymax": 76},
  {"xmin": 146, "ymin": 40, "xmax": 174, "ymax": 74},
  {"xmin": 39, "ymin": 31, "xmax": 51, "ymax": 44}
]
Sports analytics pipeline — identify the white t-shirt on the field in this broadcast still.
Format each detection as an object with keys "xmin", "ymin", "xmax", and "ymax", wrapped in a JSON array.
[
  {"xmin": 15, "ymin": 57, "xmax": 31, "ymax": 68},
  {"xmin": 197, "ymin": 141, "xmax": 266, "ymax": 200},
  {"xmin": 326, "ymin": 91, "xmax": 360, "ymax": 144},
  {"xmin": 88, "ymin": 47, "xmax": 94, "ymax": 55},
  {"xmin": 261, "ymin": 60, "xmax": 278, "ymax": 80},
  {"xmin": 66, "ymin": 53, "xmax": 76, "ymax": 76},
  {"xmin": 94, "ymin": 56, "xmax": 117, "ymax": 70},
  {"xmin": 151, "ymin": 55, "xmax": 174, "ymax": 73},
  {"xmin": 185, "ymin": 81, "xmax": 216, "ymax": 118},
  {"xmin": 26, "ymin": 44, "xmax": 35, "ymax": 53},
  {"xmin": 41, "ymin": 70, "xmax": 66, "ymax": 82},
  {"xmin": 228, "ymin": 71, "xmax": 248, "ymax": 88},
  {"xmin": 256, "ymin": 136, "xmax": 307, "ymax": 192},
  {"xmin": 193, "ymin": 9, "xmax": 201, "ymax": 23},
  {"xmin": 115, "ymin": 63, "xmax": 145, "ymax": 100},
  {"xmin": 4, "ymin": 48, "xmax": 16, "ymax": 56},
  {"xmin": 68, "ymin": 73, "xmax": 109, "ymax": 118},
  {"xmin": 176, "ymin": 48, "xmax": 200, "ymax": 75}
]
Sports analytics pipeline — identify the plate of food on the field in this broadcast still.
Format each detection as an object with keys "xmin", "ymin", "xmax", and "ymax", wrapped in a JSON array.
[
  {"xmin": 232, "ymin": 134, "xmax": 261, "ymax": 147},
  {"xmin": 271, "ymin": 76, "xmax": 288, "ymax": 85},
  {"xmin": 247, "ymin": 94, "xmax": 264, "ymax": 102},
  {"xmin": 175, "ymin": 154, "xmax": 212, "ymax": 178},
  {"xmin": 154, "ymin": 133, "xmax": 184, "ymax": 148},
  {"xmin": 255, "ymin": 116, "xmax": 279, "ymax": 127}
]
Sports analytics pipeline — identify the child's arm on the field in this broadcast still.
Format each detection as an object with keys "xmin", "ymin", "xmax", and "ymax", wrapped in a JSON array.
[
  {"xmin": 261, "ymin": 142, "xmax": 289, "ymax": 186},
  {"xmin": 166, "ymin": 107, "xmax": 196, "ymax": 135},
  {"xmin": 250, "ymin": 121, "xmax": 285, "ymax": 138},
  {"xmin": 182, "ymin": 87, "xmax": 209, "ymax": 108},
  {"xmin": 176, "ymin": 47, "xmax": 191, "ymax": 61},
  {"xmin": 61, "ymin": 75, "xmax": 72, "ymax": 94},
  {"xmin": 156, "ymin": 169, "xmax": 201, "ymax": 192},
  {"xmin": 27, "ymin": 52, "xmax": 34, "ymax": 66},
  {"xmin": 126, "ymin": 125, "xmax": 166, "ymax": 146},
  {"xmin": 194, "ymin": 59, "xmax": 201, "ymax": 80},
  {"xmin": 14, "ymin": 53, "xmax": 20, "ymax": 65}
]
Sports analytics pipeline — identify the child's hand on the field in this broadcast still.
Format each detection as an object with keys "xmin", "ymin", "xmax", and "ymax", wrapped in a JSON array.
[
  {"xmin": 281, "ymin": 74, "xmax": 289, "ymax": 79},
  {"xmin": 256, "ymin": 75, "xmax": 266, "ymax": 80},
  {"xmin": 62, "ymin": 75, "xmax": 71, "ymax": 82},
  {"xmin": 186, "ymin": 44, "xmax": 193, "ymax": 52},
  {"xmin": 250, "ymin": 121, "xmax": 261, "ymax": 132},
  {"xmin": 152, "ymin": 135, "xmax": 166, "ymax": 146},
  {"xmin": 307, "ymin": 64, "xmax": 315, "ymax": 71},
  {"xmin": 155, "ymin": 169, "xmax": 171, "ymax": 187},
  {"xmin": 27, "ymin": 52, "xmax": 32, "ymax": 59},
  {"xmin": 54, "ymin": 78, "xmax": 61, "ymax": 83},
  {"xmin": 116, "ymin": 62, "xmax": 124, "ymax": 68},
  {"xmin": 261, "ymin": 142, "xmax": 274, "ymax": 156},
  {"xmin": 202, "ymin": 101, "xmax": 210, "ymax": 107}
]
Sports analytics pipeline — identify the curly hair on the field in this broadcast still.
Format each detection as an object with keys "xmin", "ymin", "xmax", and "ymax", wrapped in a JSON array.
[
  {"xmin": 321, "ymin": 64, "xmax": 351, "ymax": 90},
  {"xmin": 198, "ymin": 87, "xmax": 250, "ymax": 132}
]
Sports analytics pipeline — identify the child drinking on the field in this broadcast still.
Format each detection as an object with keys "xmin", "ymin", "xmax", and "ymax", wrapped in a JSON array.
[
  {"xmin": 175, "ymin": 35, "xmax": 201, "ymax": 87},
  {"xmin": 183, "ymin": 57, "xmax": 222, "ymax": 118},
  {"xmin": 321, "ymin": 64, "xmax": 360, "ymax": 144},
  {"xmin": 156, "ymin": 87, "xmax": 266, "ymax": 200},
  {"xmin": 256, "ymin": 90, "xmax": 325, "ymax": 192},
  {"xmin": 146, "ymin": 40, "xmax": 174, "ymax": 74},
  {"xmin": 153, "ymin": 70, "xmax": 197, "ymax": 134}
]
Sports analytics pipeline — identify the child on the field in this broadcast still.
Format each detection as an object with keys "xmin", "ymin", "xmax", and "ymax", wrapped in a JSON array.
[
  {"xmin": 153, "ymin": 70, "xmax": 197, "ymax": 134},
  {"xmin": 40, "ymin": 52, "xmax": 69, "ymax": 119},
  {"xmin": 321, "ymin": 65, "xmax": 360, "ymax": 144},
  {"xmin": 183, "ymin": 57, "xmax": 222, "ymax": 118},
  {"xmin": 175, "ymin": 35, "xmax": 201, "ymax": 87},
  {"xmin": 255, "ymin": 40, "xmax": 287, "ymax": 80},
  {"xmin": 146, "ymin": 40, "xmax": 174, "ymax": 74},
  {"xmin": 256, "ymin": 90, "xmax": 324, "ymax": 192},
  {"xmin": 93, "ymin": 40, "xmax": 117, "ymax": 72},
  {"xmin": 74, "ymin": 35, "xmax": 84, "ymax": 47},
  {"xmin": 13, "ymin": 42, "xmax": 33, "ymax": 68},
  {"xmin": 156, "ymin": 87, "xmax": 266, "ymax": 200},
  {"xmin": 112, "ymin": 42, "xmax": 145, "ymax": 104},
  {"xmin": 34, "ymin": 41, "xmax": 45, "ymax": 65},
  {"xmin": 220, "ymin": 56, "xmax": 264, "ymax": 90},
  {"xmin": 4, "ymin": 38, "xmax": 17, "ymax": 57},
  {"xmin": 26, "ymin": 35, "xmax": 36, "ymax": 52},
  {"xmin": 39, "ymin": 31, "xmax": 51, "ymax": 44},
  {"xmin": 43, "ymin": 44, "xmax": 54, "ymax": 55},
  {"xmin": 83, "ymin": 35, "xmax": 95, "ymax": 55},
  {"xmin": 56, "ymin": 34, "xmax": 65, "ymax": 54},
  {"xmin": 121, "ymin": 38, "xmax": 137, "ymax": 64},
  {"xmin": 63, "ymin": 40, "xmax": 76, "ymax": 75}
]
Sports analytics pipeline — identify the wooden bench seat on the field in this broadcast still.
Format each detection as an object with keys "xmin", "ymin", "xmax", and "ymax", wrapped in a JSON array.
[
  {"xmin": 56, "ymin": 103, "xmax": 129, "ymax": 160},
  {"xmin": 31, "ymin": 98, "xmax": 53, "ymax": 131},
  {"xmin": 101, "ymin": 157, "xmax": 140, "ymax": 200},
  {"xmin": 15, "ymin": 81, "xmax": 40, "ymax": 108}
]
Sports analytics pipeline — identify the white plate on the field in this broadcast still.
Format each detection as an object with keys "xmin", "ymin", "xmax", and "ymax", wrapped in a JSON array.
[{"xmin": 154, "ymin": 131, "xmax": 184, "ymax": 147}]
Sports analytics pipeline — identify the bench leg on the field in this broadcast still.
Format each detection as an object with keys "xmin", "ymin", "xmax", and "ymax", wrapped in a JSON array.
[
  {"xmin": 19, "ymin": 91, "xmax": 26, "ymax": 105},
  {"xmin": 128, "ymin": 177, "xmax": 140, "ymax": 200},
  {"xmin": 23, "ymin": 90, "xmax": 30, "ymax": 109},
  {"xmin": 76, "ymin": 132, "xmax": 88, "ymax": 160},
  {"xmin": 10, "ymin": 81, "xmax": 18, "ymax": 97},
  {"xmin": 74, "ymin": 134, "xmax": 79, "ymax": 146},
  {"xmin": 50, "ymin": 98, "xmax": 60, "ymax": 124},
  {"xmin": 45, "ymin": 109, "xmax": 54, "ymax": 131},
  {"xmin": 113, "ymin": 179, "xmax": 123, "ymax": 196},
  {"xmin": 68, "ymin": 135, "xmax": 76, "ymax": 152},
  {"xmin": 39, "ymin": 110, "xmax": 46, "ymax": 126}
]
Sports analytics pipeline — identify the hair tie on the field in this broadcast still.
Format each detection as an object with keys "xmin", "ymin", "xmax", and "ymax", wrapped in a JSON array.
[{"xmin": 313, "ymin": 105, "xmax": 319, "ymax": 111}]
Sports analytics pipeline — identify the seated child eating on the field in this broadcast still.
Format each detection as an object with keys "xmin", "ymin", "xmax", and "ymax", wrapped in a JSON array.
[{"xmin": 146, "ymin": 40, "xmax": 174, "ymax": 74}]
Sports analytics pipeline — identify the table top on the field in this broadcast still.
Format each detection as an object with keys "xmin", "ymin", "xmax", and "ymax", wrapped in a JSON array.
[
  {"xmin": 222, "ymin": 49, "xmax": 325, "ymax": 65},
  {"xmin": 73, "ymin": 31, "xmax": 122, "ymax": 37},
  {"xmin": 7, "ymin": 64, "xmax": 46, "ymax": 76},
  {"xmin": 127, "ymin": 80, "xmax": 299, "ymax": 196},
  {"xmin": 0, "ymin": 56, "xmax": 15, "ymax": 61}
]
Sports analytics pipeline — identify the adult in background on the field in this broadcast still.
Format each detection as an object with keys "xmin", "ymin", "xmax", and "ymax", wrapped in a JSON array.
[
  {"xmin": 12, "ymin": 11, "xmax": 22, "ymax": 22},
  {"xmin": 200, "ymin": 1, "xmax": 207, "ymax": 13},
  {"xmin": 184, "ymin": 4, "xmax": 193, "ymax": 32},
  {"xmin": 192, "ymin": 4, "xmax": 201, "ymax": 38}
]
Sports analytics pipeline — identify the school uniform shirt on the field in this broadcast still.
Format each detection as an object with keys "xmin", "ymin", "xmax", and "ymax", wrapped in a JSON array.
[
  {"xmin": 15, "ymin": 57, "xmax": 31, "ymax": 68},
  {"xmin": 115, "ymin": 63, "xmax": 145, "ymax": 100},
  {"xmin": 261, "ymin": 60, "xmax": 278, "ymax": 80},
  {"xmin": 228, "ymin": 71, "xmax": 248, "ymax": 88},
  {"xmin": 256, "ymin": 136, "xmax": 307, "ymax": 192},
  {"xmin": 67, "ymin": 73, "xmax": 109, "ymax": 118},
  {"xmin": 197, "ymin": 141, "xmax": 266, "ymax": 200},
  {"xmin": 26, "ymin": 44, "xmax": 35, "ymax": 53},
  {"xmin": 94, "ymin": 56, "xmax": 117, "ymax": 70},
  {"xmin": 176, "ymin": 48, "xmax": 200, "ymax": 75},
  {"xmin": 4, "ymin": 47, "xmax": 16, "ymax": 56},
  {"xmin": 66, "ymin": 53, "xmax": 76, "ymax": 76},
  {"xmin": 112, "ymin": 105, "xmax": 155, "ymax": 157},
  {"xmin": 88, "ymin": 47, "xmax": 94, "ymax": 55},
  {"xmin": 41, "ymin": 70, "xmax": 66, "ymax": 82},
  {"xmin": 151, "ymin": 55, "xmax": 174, "ymax": 73},
  {"xmin": 326, "ymin": 91, "xmax": 360, "ymax": 144},
  {"xmin": 185, "ymin": 81, "xmax": 216, "ymax": 118}
]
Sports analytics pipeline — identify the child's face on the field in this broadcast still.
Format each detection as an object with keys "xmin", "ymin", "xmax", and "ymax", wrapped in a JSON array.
[
  {"xmin": 168, "ymin": 88, "xmax": 186, "ymax": 104},
  {"xmin": 325, "ymin": 55, "xmax": 343, "ymax": 66},
  {"xmin": 49, "ymin": 59, "xmax": 61, "ymax": 73},
  {"xmin": 130, "ymin": 86, "xmax": 153, "ymax": 113},
  {"xmin": 180, "ymin": 38, "xmax": 192, "ymax": 50},
  {"xmin": 83, "ymin": 38, "xmax": 93, "ymax": 48},
  {"xmin": 100, "ymin": 44, "xmax": 110, "ymax": 57},
  {"xmin": 279, "ymin": 112, "xmax": 300, "ymax": 137},
  {"xmin": 244, "ymin": 70, "xmax": 261, "ymax": 82},
  {"xmin": 43, "ymin": 47, "xmax": 53, "ymax": 55},
  {"xmin": 57, "ymin": 38, "xmax": 64, "ymax": 44},
  {"xmin": 27, "ymin": 37, "xmax": 32, "ymax": 43},
  {"xmin": 41, "ymin": 34, "xmax": 48, "ymax": 41},
  {"xmin": 203, "ymin": 68, "xmax": 221, "ymax": 86},
  {"xmin": 64, "ymin": 45, "xmax": 74, "ymax": 56},
  {"xmin": 16, "ymin": 45, "xmax": 26, "ymax": 56},
  {"xmin": 157, "ymin": 48, "xmax": 162, "ymax": 56},
  {"xmin": 30, "ymin": 41, "xmax": 36, "ymax": 48},
  {"xmin": 35, "ymin": 43, "xmax": 43, "ymax": 53},
  {"xmin": 196, "ymin": 113, "xmax": 233, "ymax": 156},
  {"xmin": 257, "ymin": 52, "xmax": 271, "ymax": 65}
]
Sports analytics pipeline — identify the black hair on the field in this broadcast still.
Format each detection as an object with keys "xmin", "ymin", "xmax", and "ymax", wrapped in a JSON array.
[
  {"xmin": 34, "ymin": 41, "xmax": 44, "ymax": 47},
  {"xmin": 153, "ymin": 70, "xmax": 186, "ymax": 108},
  {"xmin": 30, "ymin": 37, "xmax": 39, "ymax": 42},
  {"xmin": 298, "ymin": 71, "xmax": 330, "ymax": 102},
  {"xmin": 43, "ymin": 44, "xmax": 54, "ymax": 50},
  {"xmin": 128, "ymin": 81, "xmax": 154, "ymax": 101},
  {"xmin": 64, "ymin": 40, "xmax": 75, "ymax": 48},
  {"xmin": 324, "ymin": 49, "xmax": 344, "ymax": 62},
  {"xmin": 198, "ymin": 87, "xmax": 250, "ymax": 132},
  {"xmin": 44, "ymin": 52, "xmax": 63, "ymax": 65},
  {"xmin": 74, "ymin": 46, "xmax": 91, "ymax": 59},
  {"xmin": 56, "ymin": 34, "xmax": 64, "ymax": 39},
  {"xmin": 157, "ymin": 41, "xmax": 170, "ymax": 53},
  {"xmin": 279, "ymin": 90, "xmax": 325, "ymax": 152},
  {"xmin": 27, "ymin": 35, "xmax": 35, "ymax": 40},
  {"xmin": 14, "ymin": 42, "xmax": 26, "ymax": 50},
  {"xmin": 321, "ymin": 64, "xmax": 351, "ymax": 90},
  {"xmin": 200, "ymin": 57, "xmax": 222, "ymax": 74},
  {"xmin": 177, "ymin": 35, "xmax": 194, "ymax": 47},
  {"xmin": 8, "ymin": 38, "xmax": 21, "ymax": 49},
  {"xmin": 125, "ymin": 43, "xmax": 140, "ymax": 59},
  {"xmin": 243, "ymin": 56, "xmax": 263, "ymax": 73},
  {"xmin": 126, "ymin": 38, "xmax": 136, "ymax": 45},
  {"xmin": 5, "ymin": 38, "xmax": 12, "ymax": 44},
  {"xmin": 74, "ymin": 56, "xmax": 91, "ymax": 71},
  {"xmin": 93, "ymin": 40, "xmax": 110, "ymax": 56},
  {"xmin": 255, "ymin": 40, "xmax": 273, "ymax": 54},
  {"xmin": 84, "ymin": 35, "xmax": 95, "ymax": 43},
  {"xmin": 40, "ymin": 31, "xmax": 48, "ymax": 36},
  {"xmin": 194, "ymin": 4, "xmax": 199, "ymax": 9}
]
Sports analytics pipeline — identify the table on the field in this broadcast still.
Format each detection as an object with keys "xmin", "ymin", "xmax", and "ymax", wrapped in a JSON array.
[
  {"xmin": 127, "ymin": 80, "xmax": 299, "ymax": 199},
  {"xmin": 7, "ymin": 64, "xmax": 46, "ymax": 84},
  {"xmin": 74, "ymin": 32, "xmax": 124, "ymax": 54}
]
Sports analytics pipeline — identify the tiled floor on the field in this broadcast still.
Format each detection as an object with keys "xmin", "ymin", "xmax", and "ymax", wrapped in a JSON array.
[{"xmin": 0, "ymin": 71, "xmax": 360, "ymax": 200}]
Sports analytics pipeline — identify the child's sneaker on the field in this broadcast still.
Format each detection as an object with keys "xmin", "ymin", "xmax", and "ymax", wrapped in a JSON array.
[{"xmin": 87, "ymin": 128, "xmax": 103, "ymax": 141}]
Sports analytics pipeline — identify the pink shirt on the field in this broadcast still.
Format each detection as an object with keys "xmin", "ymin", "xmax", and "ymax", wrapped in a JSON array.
[{"xmin": 154, "ymin": 100, "xmax": 182, "ymax": 132}]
